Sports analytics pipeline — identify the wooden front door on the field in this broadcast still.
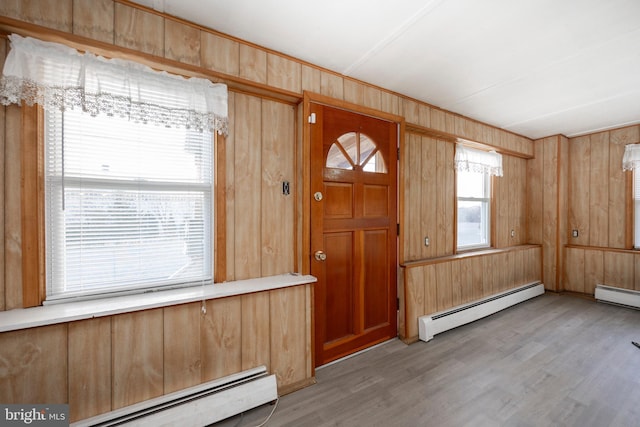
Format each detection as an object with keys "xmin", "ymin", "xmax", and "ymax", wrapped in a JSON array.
[{"xmin": 310, "ymin": 103, "xmax": 397, "ymax": 367}]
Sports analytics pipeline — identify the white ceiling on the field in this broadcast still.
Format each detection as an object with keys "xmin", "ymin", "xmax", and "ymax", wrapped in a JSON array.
[{"xmin": 134, "ymin": 0, "xmax": 640, "ymax": 140}]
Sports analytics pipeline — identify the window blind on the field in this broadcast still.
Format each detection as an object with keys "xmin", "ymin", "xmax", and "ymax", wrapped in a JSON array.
[{"xmin": 45, "ymin": 108, "xmax": 213, "ymax": 301}]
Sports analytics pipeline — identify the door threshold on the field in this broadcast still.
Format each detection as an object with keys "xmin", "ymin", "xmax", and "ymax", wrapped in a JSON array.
[{"xmin": 316, "ymin": 337, "xmax": 400, "ymax": 370}]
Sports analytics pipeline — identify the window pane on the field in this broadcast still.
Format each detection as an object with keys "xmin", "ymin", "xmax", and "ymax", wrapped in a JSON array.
[
  {"xmin": 635, "ymin": 170, "xmax": 640, "ymax": 248},
  {"xmin": 45, "ymin": 108, "xmax": 213, "ymax": 301},
  {"xmin": 457, "ymin": 200, "xmax": 489, "ymax": 247},
  {"xmin": 457, "ymin": 170, "xmax": 487, "ymax": 198}
]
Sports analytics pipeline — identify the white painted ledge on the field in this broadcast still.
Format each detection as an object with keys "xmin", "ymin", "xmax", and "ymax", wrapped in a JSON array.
[{"xmin": 0, "ymin": 273, "xmax": 317, "ymax": 333}]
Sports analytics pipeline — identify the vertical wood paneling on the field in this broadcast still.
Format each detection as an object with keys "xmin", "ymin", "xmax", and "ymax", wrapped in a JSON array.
[
  {"xmin": 380, "ymin": 92, "xmax": 400, "ymax": 116},
  {"xmin": 343, "ymin": 80, "xmax": 364, "ymax": 106},
  {"xmin": 0, "ymin": 39, "xmax": 5, "ymax": 311},
  {"xmin": 72, "ymin": 0, "xmax": 114, "ymax": 43},
  {"xmin": 543, "ymin": 136, "xmax": 558, "ymax": 290},
  {"xmin": 424, "ymin": 264, "xmax": 437, "ymax": 316},
  {"xmin": 435, "ymin": 262, "xmax": 452, "ymax": 311},
  {"xmin": 262, "ymin": 101, "xmax": 295, "ymax": 275},
  {"xmin": 320, "ymin": 72, "xmax": 343, "ymax": 99},
  {"xmin": 270, "ymin": 286, "xmax": 307, "ymax": 390},
  {"xmin": 364, "ymin": 86, "xmax": 382, "ymax": 111},
  {"xmin": 241, "ymin": 292, "xmax": 271, "ymax": 371},
  {"xmin": 404, "ymin": 134, "xmax": 421, "ymax": 261},
  {"xmin": 114, "ymin": 3, "xmax": 164, "ymax": 56},
  {"xmin": 202, "ymin": 296, "xmax": 242, "ymax": 381},
  {"xmin": 201, "ymin": 32, "xmax": 240, "ymax": 76},
  {"xmin": 527, "ymin": 140, "xmax": 544, "ymax": 244},
  {"xmin": 403, "ymin": 100, "xmax": 420, "ymax": 126},
  {"xmin": 301, "ymin": 65, "xmax": 321, "ymax": 93},
  {"xmin": 239, "ymin": 45, "xmax": 267, "ymax": 84},
  {"xmin": 436, "ymin": 140, "xmax": 454, "ymax": 256},
  {"xmin": 0, "ymin": 0, "xmax": 72, "ymax": 32},
  {"xmin": 635, "ymin": 253, "xmax": 640, "ymax": 291},
  {"xmin": 163, "ymin": 303, "xmax": 201, "ymax": 394},
  {"xmin": 609, "ymin": 127, "xmax": 636, "ymax": 248},
  {"xmin": 68, "ymin": 317, "xmax": 111, "ymax": 422},
  {"xmin": 569, "ymin": 136, "xmax": 590, "ymax": 245},
  {"xmin": 267, "ymin": 54, "xmax": 302, "ymax": 93},
  {"xmin": 404, "ymin": 267, "xmax": 424, "ymax": 339},
  {"xmin": 589, "ymin": 133, "xmax": 609, "ymax": 247},
  {"xmin": 164, "ymin": 20, "xmax": 201, "ymax": 66},
  {"xmin": 584, "ymin": 249, "xmax": 604, "ymax": 295},
  {"xmin": 604, "ymin": 251, "xmax": 634, "ymax": 290},
  {"xmin": 225, "ymin": 92, "xmax": 236, "ymax": 281},
  {"xmin": 557, "ymin": 136, "xmax": 569, "ymax": 290},
  {"xmin": 0, "ymin": 324, "xmax": 67, "ymax": 404},
  {"xmin": 564, "ymin": 247, "xmax": 585, "ymax": 293},
  {"xmin": 234, "ymin": 94, "xmax": 262, "ymax": 279},
  {"xmin": 451, "ymin": 259, "xmax": 463, "ymax": 306},
  {"xmin": 421, "ymin": 136, "xmax": 437, "ymax": 259},
  {"xmin": 112, "ymin": 309, "xmax": 164, "ymax": 409},
  {"xmin": 5, "ymin": 106, "xmax": 21, "ymax": 309}
]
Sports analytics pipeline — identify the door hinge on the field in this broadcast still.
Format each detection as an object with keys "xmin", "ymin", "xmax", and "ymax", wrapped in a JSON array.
[
  {"xmin": 397, "ymin": 223, "xmax": 400, "ymax": 236},
  {"xmin": 397, "ymin": 147, "xmax": 400, "ymax": 160},
  {"xmin": 308, "ymin": 112, "xmax": 317, "ymax": 124},
  {"xmin": 397, "ymin": 297, "xmax": 400, "ymax": 310}
]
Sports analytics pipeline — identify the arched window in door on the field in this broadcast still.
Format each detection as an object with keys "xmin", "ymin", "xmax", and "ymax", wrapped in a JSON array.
[{"xmin": 326, "ymin": 132, "xmax": 387, "ymax": 173}]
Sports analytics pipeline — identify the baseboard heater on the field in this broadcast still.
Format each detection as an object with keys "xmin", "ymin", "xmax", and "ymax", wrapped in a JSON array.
[
  {"xmin": 419, "ymin": 282, "xmax": 544, "ymax": 342},
  {"xmin": 595, "ymin": 284, "xmax": 640, "ymax": 310},
  {"xmin": 72, "ymin": 366, "xmax": 277, "ymax": 427}
]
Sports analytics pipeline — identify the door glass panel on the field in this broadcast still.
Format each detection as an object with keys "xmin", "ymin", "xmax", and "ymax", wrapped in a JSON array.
[{"xmin": 327, "ymin": 132, "xmax": 387, "ymax": 173}]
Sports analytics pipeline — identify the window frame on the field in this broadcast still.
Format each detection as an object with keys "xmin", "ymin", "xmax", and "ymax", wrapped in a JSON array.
[
  {"xmin": 455, "ymin": 167, "xmax": 493, "ymax": 252},
  {"xmin": 20, "ymin": 105, "xmax": 226, "ymax": 307}
]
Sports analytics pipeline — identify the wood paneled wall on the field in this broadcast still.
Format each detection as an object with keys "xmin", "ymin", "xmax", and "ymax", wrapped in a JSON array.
[
  {"xmin": 561, "ymin": 125, "xmax": 639, "ymax": 294},
  {"xmin": 401, "ymin": 245, "xmax": 542, "ymax": 342},
  {"xmin": 0, "ymin": 286, "xmax": 312, "ymax": 422},
  {"xmin": 0, "ymin": 0, "xmax": 539, "ymax": 422},
  {"xmin": 527, "ymin": 135, "xmax": 569, "ymax": 291}
]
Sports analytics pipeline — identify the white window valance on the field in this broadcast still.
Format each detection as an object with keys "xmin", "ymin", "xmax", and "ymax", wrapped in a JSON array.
[
  {"xmin": 622, "ymin": 144, "xmax": 640, "ymax": 171},
  {"xmin": 454, "ymin": 145, "xmax": 503, "ymax": 177},
  {"xmin": 0, "ymin": 34, "xmax": 228, "ymax": 135}
]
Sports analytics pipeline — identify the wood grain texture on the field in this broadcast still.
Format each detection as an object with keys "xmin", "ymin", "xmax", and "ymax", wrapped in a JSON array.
[
  {"xmin": 527, "ymin": 140, "xmax": 543, "ymax": 245},
  {"xmin": 261, "ymin": 101, "xmax": 295, "ymax": 276},
  {"xmin": 343, "ymin": 80, "xmax": 364, "ymax": 106},
  {"xmin": 4, "ymin": 105, "xmax": 21, "ymax": 309},
  {"xmin": 241, "ymin": 292, "xmax": 271, "ymax": 371},
  {"xmin": 589, "ymin": 132, "xmax": 609, "ymax": 247},
  {"xmin": 564, "ymin": 247, "xmax": 585, "ymax": 293},
  {"xmin": 609, "ymin": 127, "xmax": 637, "ymax": 249},
  {"xmin": 163, "ymin": 302, "xmax": 202, "ymax": 393},
  {"xmin": 233, "ymin": 94, "xmax": 262, "ymax": 279},
  {"xmin": 542, "ymin": 136, "xmax": 559, "ymax": 290},
  {"xmin": 270, "ymin": 286, "xmax": 307, "ymax": 392},
  {"xmin": 112, "ymin": 309, "xmax": 164, "ymax": 409},
  {"xmin": 584, "ymin": 249, "xmax": 604, "ymax": 295},
  {"xmin": 267, "ymin": 54, "xmax": 301, "ymax": 93},
  {"xmin": 364, "ymin": 86, "xmax": 382, "ymax": 111},
  {"xmin": 301, "ymin": 65, "xmax": 321, "ymax": 93},
  {"xmin": 201, "ymin": 296, "xmax": 242, "ymax": 381},
  {"xmin": 0, "ymin": 39, "xmax": 5, "ymax": 311},
  {"xmin": 225, "ymin": 92, "xmax": 236, "ymax": 280},
  {"xmin": 239, "ymin": 44, "xmax": 267, "ymax": 84},
  {"xmin": 404, "ymin": 134, "xmax": 421, "ymax": 260},
  {"xmin": 68, "ymin": 317, "xmax": 112, "ymax": 422},
  {"xmin": 0, "ymin": 324, "xmax": 67, "ymax": 404},
  {"xmin": 201, "ymin": 31, "xmax": 240, "ymax": 76},
  {"xmin": 380, "ymin": 91, "xmax": 400, "ymax": 116},
  {"xmin": 164, "ymin": 19, "xmax": 200, "ymax": 66},
  {"xmin": 320, "ymin": 72, "xmax": 344, "ymax": 100},
  {"xmin": 72, "ymin": 0, "xmax": 114, "ymax": 43},
  {"xmin": 114, "ymin": 3, "xmax": 164, "ymax": 56},
  {"xmin": 421, "ymin": 137, "xmax": 437, "ymax": 259},
  {"xmin": 404, "ymin": 267, "xmax": 424, "ymax": 340},
  {"xmin": 435, "ymin": 262, "xmax": 452, "ymax": 311},
  {"xmin": 0, "ymin": 0, "xmax": 72, "ymax": 32},
  {"xmin": 604, "ymin": 251, "xmax": 634, "ymax": 290},
  {"xmin": 569, "ymin": 136, "xmax": 590, "ymax": 246}
]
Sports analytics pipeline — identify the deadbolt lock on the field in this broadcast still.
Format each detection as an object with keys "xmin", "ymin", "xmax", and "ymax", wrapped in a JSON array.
[
  {"xmin": 314, "ymin": 192, "xmax": 323, "ymax": 201},
  {"xmin": 314, "ymin": 250, "xmax": 327, "ymax": 261}
]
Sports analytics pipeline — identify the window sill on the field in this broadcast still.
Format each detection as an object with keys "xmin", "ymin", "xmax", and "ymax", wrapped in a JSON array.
[{"xmin": 0, "ymin": 273, "xmax": 317, "ymax": 333}]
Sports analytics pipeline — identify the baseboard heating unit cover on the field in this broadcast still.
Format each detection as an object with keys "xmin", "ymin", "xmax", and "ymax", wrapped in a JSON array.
[
  {"xmin": 71, "ymin": 366, "xmax": 277, "ymax": 427},
  {"xmin": 595, "ymin": 284, "xmax": 640, "ymax": 310},
  {"xmin": 419, "ymin": 282, "xmax": 544, "ymax": 342}
]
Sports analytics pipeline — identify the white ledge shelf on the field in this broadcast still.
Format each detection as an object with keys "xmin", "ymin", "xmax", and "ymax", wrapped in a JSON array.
[{"xmin": 0, "ymin": 273, "xmax": 317, "ymax": 333}]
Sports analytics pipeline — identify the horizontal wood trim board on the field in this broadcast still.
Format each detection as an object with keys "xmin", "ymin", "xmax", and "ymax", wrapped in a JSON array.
[
  {"xmin": 401, "ymin": 244, "xmax": 542, "ymax": 268},
  {"xmin": 565, "ymin": 244, "xmax": 640, "ymax": 255}
]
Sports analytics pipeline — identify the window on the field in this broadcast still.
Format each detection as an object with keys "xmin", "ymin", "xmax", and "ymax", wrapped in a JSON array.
[
  {"xmin": 0, "ymin": 34, "xmax": 228, "ymax": 303},
  {"xmin": 45, "ymin": 109, "xmax": 214, "ymax": 301},
  {"xmin": 326, "ymin": 132, "xmax": 387, "ymax": 173},
  {"xmin": 457, "ymin": 170, "xmax": 491, "ymax": 249},
  {"xmin": 454, "ymin": 145, "xmax": 502, "ymax": 251}
]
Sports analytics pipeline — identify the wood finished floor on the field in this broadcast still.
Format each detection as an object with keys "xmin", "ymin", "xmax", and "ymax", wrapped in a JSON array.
[{"xmin": 213, "ymin": 293, "xmax": 640, "ymax": 427}]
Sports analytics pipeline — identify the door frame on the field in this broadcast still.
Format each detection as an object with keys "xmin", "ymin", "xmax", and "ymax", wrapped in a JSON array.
[{"xmin": 301, "ymin": 91, "xmax": 405, "ymax": 370}]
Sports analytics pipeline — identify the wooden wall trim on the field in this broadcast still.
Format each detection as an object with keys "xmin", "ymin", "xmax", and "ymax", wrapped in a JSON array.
[
  {"xmin": 400, "ymin": 244, "xmax": 542, "ymax": 268},
  {"xmin": 565, "ymin": 244, "xmax": 640, "ymax": 255},
  {"xmin": 0, "ymin": 16, "xmax": 302, "ymax": 105},
  {"xmin": 20, "ymin": 104, "xmax": 44, "ymax": 307},
  {"xmin": 406, "ymin": 124, "xmax": 534, "ymax": 159}
]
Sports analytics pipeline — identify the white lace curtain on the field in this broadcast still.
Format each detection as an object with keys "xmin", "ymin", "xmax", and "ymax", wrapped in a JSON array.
[
  {"xmin": 0, "ymin": 34, "xmax": 228, "ymax": 135},
  {"xmin": 622, "ymin": 144, "xmax": 640, "ymax": 171},
  {"xmin": 454, "ymin": 145, "xmax": 503, "ymax": 177}
]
